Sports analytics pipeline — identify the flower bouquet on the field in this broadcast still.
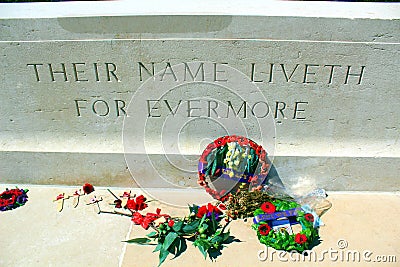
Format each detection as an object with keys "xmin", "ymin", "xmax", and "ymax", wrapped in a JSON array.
[
  {"xmin": 0, "ymin": 187, "xmax": 29, "ymax": 211},
  {"xmin": 58, "ymin": 135, "xmax": 330, "ymax": 265}
]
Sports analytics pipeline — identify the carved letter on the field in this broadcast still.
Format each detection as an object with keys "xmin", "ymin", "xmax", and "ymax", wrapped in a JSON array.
[
  {"xmin": 27, "ymin": 64, "xmax": 43, "ymax": 81},
  {"xmin": 147, "ymin": 100, "xmax": 161, "ymax": 117},
  {"xmin": 293, "ymin": 101, "xmax": 308, "ymax": 120},
  {"xmin": 213, "ymin": 63, "xmax": 228, "ymax": 82},
  {"xmin": 160, "ymin": 62, "xmax": 178, "ymax": 81},
  {"xmin": 48, "ymin": 63, "xmax": 68, "ymax": 82},
  {"xmin": 72, "ymin": 63, "xmax": 88, "ymax": 82},
  {"xmin": 303, "ymin": 64, "xmax": 319, "ymax": 84},
  {"xmin": 344, "ymin": 66, "xmax": 365, "ymax": 85},
  {"xmin": 184, "ymin": 62, "xmax": 205, "ymax": 81},
  {"xmin": 250, "ymin": 63, "xmax": 263, "ymax": 83},
  {"xmin": 105, "ymin": 63, "xmax": 119, "ymax": 82}
]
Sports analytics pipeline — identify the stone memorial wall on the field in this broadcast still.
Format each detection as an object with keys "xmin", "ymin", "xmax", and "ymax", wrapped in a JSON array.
[{"xmin": 0, "ymin": 1, "xmax": 399, "ymax": 192}]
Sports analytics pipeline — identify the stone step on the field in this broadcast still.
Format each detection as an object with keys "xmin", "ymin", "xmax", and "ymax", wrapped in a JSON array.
[{"xmin": 1, "ymin": 184, "xmax": 398, "ymax": 266}]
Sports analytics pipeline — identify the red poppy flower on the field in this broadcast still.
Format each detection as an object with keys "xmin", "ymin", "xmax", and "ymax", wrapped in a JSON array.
[
  {"xmin": 197, "ymin": 180, "xmax": 207, "ymax": 187},
  {"xmin": 125, "ymin": 195, "xmax": 148, "ymax": 211},
  {"xmin": 227, "ymin": 135, "xmax": 237, "ymax": 143},
  {"xmin": 206, "ymin": 143, "xmax": 217, "ymax": 151},
  {"xmin": 131, "ymin": 212, "xmax": 143, "ymax": 224},
  {"xmin": 256, "ymin": 146, "xmax": 263, "ymax": 155},
  {"xmin": 125, "ymin": 199, "xmax": 137, "ymax": 210},
  {"xmin": 135, "ymin": 195, "xmax": 148, "ymax": 211},
  {"xmin": 214, "ymin": 137, "xmax": 228, "ymax": 147},
  {"xmin": 258, "ymin": 224, "xmax": 271, "ymax": 236},
  {"xmin": 168, "ymin": 220, "xmax": 175, "ymax": 227},
  {"xmin": 196, "ymin": 203, "xmax": 222, "ymax": 218},
  {"xmin": 305, "ymin": 213, "xmax": 314, "ymax": 222},
  {"xmin": 260, "ymin": 202, "xmax": 276, "ymax": 214},
  {"xmin": 249, "ymin": 140, "xmax": 257, "ymax": 150},
  {"xmin": 295, "ymin": 233, "xmax": 308, "ymax": 245},
  {"xmin": 259, "ymin": 150, "xmax": 267, "ymax": 161},
  {"xmin": 237, "ymin": 136, "xmax": 249, "ymax": 146},
  {"xmin": 82, "ymin": 183, "xmax": 94, "ymax": 194},
  {"xmin": 141, "ymin": 216, "xmax": 153, "ymax": 230}
]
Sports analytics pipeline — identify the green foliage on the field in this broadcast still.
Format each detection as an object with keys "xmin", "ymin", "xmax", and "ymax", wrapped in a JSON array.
[
  {"xmin": 124, "ymin": 237, "xmax": 152, "ymax": 245},
  {"xmin": 126, "ymin": 205, "xmax": 235, "ymax": 266}
]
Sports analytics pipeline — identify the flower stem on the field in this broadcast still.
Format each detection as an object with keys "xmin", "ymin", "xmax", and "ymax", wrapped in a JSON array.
[
  {"xmin": 99, "ymin": 210, "xmax": 132, "ymax": 218},
  {"xmin": 107, "ymin": 189, "xmax": 120, "ymax": 200}
]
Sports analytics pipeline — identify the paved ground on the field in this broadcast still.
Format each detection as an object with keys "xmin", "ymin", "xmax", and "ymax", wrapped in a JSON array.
[{"xmin": 1, "ymin": 184, "xmax": 399, "ymax": 267}]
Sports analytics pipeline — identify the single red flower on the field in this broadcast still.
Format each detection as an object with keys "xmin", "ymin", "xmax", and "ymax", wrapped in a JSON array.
[
  {"xmin": 114, "ymin": 199, "xmax": 122, "ymax": 209},
  {"xmin": 256, "ymin": 146, "xmax": 263, "ymax": 155},
  {"xmin": 206, "ymin": 143, "xmax": 217, "ymax": 151},
  {"xmin": 135, "ymin": 195, "xmax": 148, "ymax": 211},
  {"xmin": 82, "ymin": 183, "xmax": 94, "ymax": 194},
  {"xmin": 260, "ymin": 202, "xmax": 276, "ymax": 214},
  {"xmin": 258, "ymin": 224, "xmax": 271, "ymax": 236},
  {"xmin": 295, "ymin": 233, "xmax": 308, "ymax": 245},
  {"xmin": 214, "ymin": 136, "xmax": 228, "ymax": 147},
  {"xmin": 125, "ymin": 199, "xmax": 137, "ymax": 210},
  {"xmin": 305, "ymin": 213, "xmax": 314, "ymax": 222},
  {"xmin": 197, "ymin": 180, "xmax": 207, "ymax": 187},
  {"xmin": 249, "ymin": 140, "xmax": 257, "ymax": 150},
  {"xmin": 141, "ymin": 216, "xmax": 152, "ymax": 230},
  {"xmin": 168, "ymin": 220, "xmax": 175, "ymax": 227},
  {"xmin": 131, "ymin": 212, "xmax": 143, "ymax": 224},
  {"xmin": 125, "ymin": 195, "xmax": 148, "ymax": 211},
  {"xmin": 237, "ymin": 136, "xmax": 249, "ymax": 146},
  {"xmin": 196, "ymin": 203, "xmax": 222, "ymax": 218},
  {"xmin": 227, "ymin": 135, "xmax": 237, "ymax": 143}
]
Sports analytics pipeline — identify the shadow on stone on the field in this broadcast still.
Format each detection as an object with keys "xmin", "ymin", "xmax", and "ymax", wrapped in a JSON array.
[{"xmin": 208, "ymin": 236, "xmax": 242, "ymax": 261}]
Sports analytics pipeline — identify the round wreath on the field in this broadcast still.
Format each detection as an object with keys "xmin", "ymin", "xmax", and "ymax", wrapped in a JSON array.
[
  {"xmin": 0, "ymin": 188, "xmax": 29, "ymax": 211},
  {"xmin": 252, "ymin": 199, "xmax": 319, "ymax": 252},
  {"xmin": 198, "ymin": 135, "xmax": 270, "ymax": 200}
]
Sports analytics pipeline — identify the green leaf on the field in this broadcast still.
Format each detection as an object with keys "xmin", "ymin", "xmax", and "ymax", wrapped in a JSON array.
[
  {"xmin": 182, "ymin": 220, "xmax": 200, "ymax": 234},
  {"xmin": 222, "ymin": 231, "xmax": 230, "ymax": 242},
  {"xmin": 153, "ymin": 243, "xmax": 162, "ymax": 252},
  {"xmin": 172, "ymin": 220, "xmax": 183, "ymax": 232},
  {"xmin": 168, "ymin": 239, "xmax": 178, "ymax": 255},
  {"xmin": 158, "ymin": 248, "xmax": 169, "ymax": 267},
  {"xmin": 211, "ymin": 156, "xmax": 218, "ymax": 176},
  {"xmin": 199, "ymin": 213, "xmax": 207, "ymax": 227},
  {"xmin": 162, "ymin": 232, "xmax": 178, "ymax": 251},
  {"xmin": 210, "ymin": 212, "xmax": 218, "ymax": 233},
  {"xmin": 123, "ymin": 237, "xmax": 151, "ymax": 245},
  {"xmin": 198, "ymin": 244, "xmax": 207, "ymax": 259},
  {"xmin": 147, "ymin": 231, "xmax": 158, "ymax": 238}
]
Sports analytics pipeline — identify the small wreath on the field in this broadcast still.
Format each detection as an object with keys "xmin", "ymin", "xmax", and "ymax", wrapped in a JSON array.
[
  {"xmin": 252, "ymin": 199, "xmax": 319, "ymax": 252},
  {"xmin": 0, "ymin": 188, "xmax": 29, "ymax": 211},
  {"xmin": 198, "ymin": 135, "xmax": 270, "ymax": 200}
]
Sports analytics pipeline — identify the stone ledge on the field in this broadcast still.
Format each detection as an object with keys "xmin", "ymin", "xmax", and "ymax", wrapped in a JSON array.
[
  {"xmin": 1, "ymin": 152, "xmax": 399, "ymax": 192},
  {"xmin": 0, "ymin": 184, "xmax": 399, "ymax": 267}
]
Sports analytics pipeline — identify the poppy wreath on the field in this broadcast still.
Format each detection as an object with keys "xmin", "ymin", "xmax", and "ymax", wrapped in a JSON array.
[
  {"xmin": 0, "ymin": 188, "xmax": 29, "ymax": 211},
  {"xmin": 197, "ymin": 135, "xmax": 270, "ymax": 200},
  {"xmin": 252, "ymin": 199, "xmax": 319, "ymax": 252}
]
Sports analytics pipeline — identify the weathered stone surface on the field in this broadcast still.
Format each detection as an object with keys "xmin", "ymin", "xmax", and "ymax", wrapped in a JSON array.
[{"xmin": 0, "ymin": 1, "xmax": 399, "ymax": 192}]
